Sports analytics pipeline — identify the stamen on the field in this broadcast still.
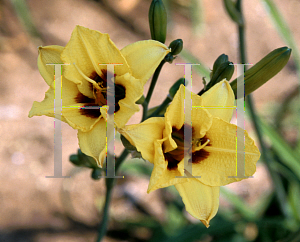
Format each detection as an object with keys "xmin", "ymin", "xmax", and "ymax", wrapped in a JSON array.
[
  {"xmin": 190, "ymin": 136, "xmax": 211, "ymax": 164},
  {"xmin": 193, "ymin": 138, "xmax": 210, "ymax": 152},
  {"xmin": 201, "ymin": 138, "xmax": 210, "ymax": 148},
  {"xmin": 73, "ymin": 63, "xmax": 99, "ymax": 88}
]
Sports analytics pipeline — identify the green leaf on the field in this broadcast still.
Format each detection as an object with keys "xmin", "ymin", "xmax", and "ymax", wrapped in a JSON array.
[
  {"xmin": 221, "ymin": 186, "xmax": 273, "ymax": 221},
  {"xmin": 164, "ymin": 204, "xmax": 187, "ymax": 235},
  {"xmin": 190, "ymin": 0, "xmax": 204, "ymax": 34},
  {"xmin": 120, "ymin": 158, "xmax": 152, "ymax": 177},
  {"xmin": 288, "ymin": 182, "xmax": 300, "ymax": 221},
  {"xmin": 9, "ymin": 0, "xmax": 41, "ymax": 38},
  {"xmin": 256, "ymin": 116, "xmax": 300, "ymax": 180},
  {"xmin": 220, "ymin": 187, "xmax": 256, "ymax": 220},
  {"xmin": 261, "ymin": 0, "xmax": 300, "ymax": 74},
  {"xmin": 261, "ymin": 0, "xmax": 300, "ymax": 154},
  {"xmin": 158, "ymin": 216, "xmax": 236, "ymax": 242}
]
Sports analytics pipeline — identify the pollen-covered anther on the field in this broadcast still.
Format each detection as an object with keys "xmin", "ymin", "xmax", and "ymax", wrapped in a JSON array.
[
  {"xmin": 192, "ymin": 137, "xmax": 210, "ymax": 152},
  {"xmin": 93, "ymin": 84, "xmax": 107, "ymax": 107}
]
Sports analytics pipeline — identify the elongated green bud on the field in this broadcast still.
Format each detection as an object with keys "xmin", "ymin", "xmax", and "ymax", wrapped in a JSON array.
[
  {"xmin": 169, "ymin": 78, "xmax": 186, "ymax": 98},
  {"xmin": 212, "ymin": 54, "xmax": 229, "ymax": 73},
  {"xmin": 149, "ymin": 0, "xmax": 167, "ymax": 43},
  {"xmin": 230, "ymin": 47, "xmax": 292, "ymax": 98},
  {"xmin": 210, "ymin": 61, "xmax": 234, "ymax": 84},
  {"xmin": 199, "ymin": 55, "xmax": 234, "ymax": 95},
  {"xmin": 223, "ymin": 0, "xmax": 244, "ymax": 26},
  {"xmin": 169, "ymin": 39, "xmax": 183, "ymax": 55}
]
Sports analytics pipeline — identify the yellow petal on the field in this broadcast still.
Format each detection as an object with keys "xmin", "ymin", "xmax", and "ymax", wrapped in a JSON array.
[
  {"xmin": 163, "ymin": 85, "xmax": 212, "ymax": 153},
  {"xmin": 147, "ymin": 139, "xmax": 186, "ymax": 193},
  {"xmin": 191, "ymin": 117, "xmax": 260, "ymax": 186},
  {"xmin": 121, "ymin": 40, "xmax": 170, "ymax": 85},
  {"xmin": 201, "ymin": 80, "xmax": 235, "ymax": 122},
  {"xmin": 29, "ymin": 77, "xmax": 101, "ymax": 132},
  {"xmin": 119, "ymin": 117, "xmax": 165, "ymax": 162},
  {"xmin": 61, "ymin": 77, "xmax": 101, "ymax": 131},
  {"xmin": 175, "ymin": 179, "xmax": 220, "ymax": 227},
  {"xmin": 61, "ymin": 25, "xmax": 130, "ymax": 98},
  {"xmin": 28, "ymin": 85, "xmax": 67, "ymax": 122},
  {"xmin": 114, "ymin": 73, "xmax": 143, "ymax": 128},
  {"xmin": 77, "ymin": 119, "xmax": 113, "ymax": 167},
  {"xmin": 38, "ymin": 45, "xmax": 64, "ymax": 86}
]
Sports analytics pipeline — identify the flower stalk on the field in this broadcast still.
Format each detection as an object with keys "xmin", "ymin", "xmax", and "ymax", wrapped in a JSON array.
[
  {"xmin": 235, "ymin": 0, "xmax": 290, "ymax": 218},
  {"xmin": 96, "ymin": 149, "xmax": 129, "ymax": 242},
  {"xmin": 142, "ymin": 60, "xmax": 166, "ymax": 121}
]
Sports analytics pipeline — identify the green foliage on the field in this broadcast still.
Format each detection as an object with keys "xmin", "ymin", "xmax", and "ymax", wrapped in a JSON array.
[{"xmin": 9, "ymin": 0, "xmax": 41, "ymax": 38}]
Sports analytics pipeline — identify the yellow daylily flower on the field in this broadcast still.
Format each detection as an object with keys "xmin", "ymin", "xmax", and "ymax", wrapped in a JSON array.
[
  {"xmin": 29, "ymin": 25, "xmax": 170, "ymax": 167},
  {"xmin": 119, "ymin": 80, "xmax": 260, "ymax": 227}
]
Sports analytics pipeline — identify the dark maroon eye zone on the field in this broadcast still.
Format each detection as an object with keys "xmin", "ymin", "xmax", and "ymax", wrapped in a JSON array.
[
  {"xmin": 164, "ymin": 125, "xmax": 210, "ymax": 170},
  {"xmin": 164, "ymin": 152, "xmax": 181, "ymax": 170},
  {"xmin": 75, "ymin": 90, "xmax": 99, "ymax": 118},
  {"xmin": 105, "ymin": 82, "xmax": 126, "ymax": 115},
  {"xmin": 75, "ymin": 70, "xmax": 126, "ymax": 117}
]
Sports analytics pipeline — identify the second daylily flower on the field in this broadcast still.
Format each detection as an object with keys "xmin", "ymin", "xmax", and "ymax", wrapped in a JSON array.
[
  {"xmin": 119, "ymin": 80, "xmax": 260, "ymax": 227},
  {"xmin": 29, "ymin": 25, "xmax": 170, "ymax": 167}
]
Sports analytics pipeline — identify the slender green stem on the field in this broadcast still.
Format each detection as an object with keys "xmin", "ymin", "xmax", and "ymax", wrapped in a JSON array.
[
  {"xmin": 148, "ymin": 96, "xmax": 172, "ymax": 118},
  {"xmin": 246, "ymin": 97, "xmax": 289, "ymax": 217},
  {"xmin": 95, "ymin": 149, "xmax": 129, "ymax": 242},
  {"xmin": 142, "ymin": 60, "xmax": 166, "ymax": 121},
  {"xmin": 261, "ymin": 0, "xmax": 300, "ymax": 151},
  {"xmin": 116, "ymin": 149, "xmax": 129, "ymax": 171},
  {"xmin": 95, "ymin": 178, "xmax": 114, "ymax": 242},
  {"xmin": 236, "ymin": 0, "xmax": 246, "ymax": 64},
  {"xmin": 236, "ymin": 0, "xmax": 289, "ymax": 218}
]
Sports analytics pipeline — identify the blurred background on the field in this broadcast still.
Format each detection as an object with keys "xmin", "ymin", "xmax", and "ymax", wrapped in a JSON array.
[{"xmin": 0, "ymin": 0, "xmax": 299, "ymax": 241}]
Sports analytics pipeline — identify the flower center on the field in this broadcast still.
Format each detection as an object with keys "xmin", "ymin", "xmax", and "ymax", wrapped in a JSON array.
[
  {"xmin": 164, "ymin": 125, "xmax": 210, "ymax": 170},
  {"xmin": 92, "ymin": 71, "xmax": 126, "ymax": 115},
  {"xmin": 75, "ymin": 70, "xmax": 126, "ymax": 118}
]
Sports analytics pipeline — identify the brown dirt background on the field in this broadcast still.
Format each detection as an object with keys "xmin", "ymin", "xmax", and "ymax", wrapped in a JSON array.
[{"xmin": 0, "ymin": 0, "xmax": 299, "ymax": 241}]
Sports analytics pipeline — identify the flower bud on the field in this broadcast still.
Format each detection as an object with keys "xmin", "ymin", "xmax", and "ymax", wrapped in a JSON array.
[
  {"xmin": 169, "ymin": 78, "xmax": 186, "ymax": 98},
  {"xmin": 223, "ymin": 0, "xmax": 244, "ymax": 26},
  {"xmin": 169, "ymin": 39, "xmax": 183, "ymax": 55},
  {"xmin": 199, "ymin": 57, "xmax": 234, "ymax": 95},
  {"xmin": 91, "ymin": 168, "xmax": 102, "ymax": 180},
  {"xmin": 210, "ymin": 61, "xmax": 234, "ymax": 84},
  {"xmin": 164, "ymin": 53, "xmax": 175, "ymax": 63},
  {"xmin": 149, "ymin": 0, "xmax": 167, "ymax": 43},
  {"xmin": 230, "ymin": 47, "xmax": 292, "ymax": 98},
  {"xmin": 69, "ymin": 154, "xmax": 81, "ymax": 166},
  {"xmin": 212, "ymin": 54, "xmax": 229, "ymax": 74}
]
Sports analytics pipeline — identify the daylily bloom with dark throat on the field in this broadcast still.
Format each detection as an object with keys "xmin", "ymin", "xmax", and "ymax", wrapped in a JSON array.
[
  {"xmin": 119, "ymin": 80, "xmax": 261, "ymax": 227},
  {"xmin": 29, "ymin": 25, "xmax": 170, "ymax": 167}
]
